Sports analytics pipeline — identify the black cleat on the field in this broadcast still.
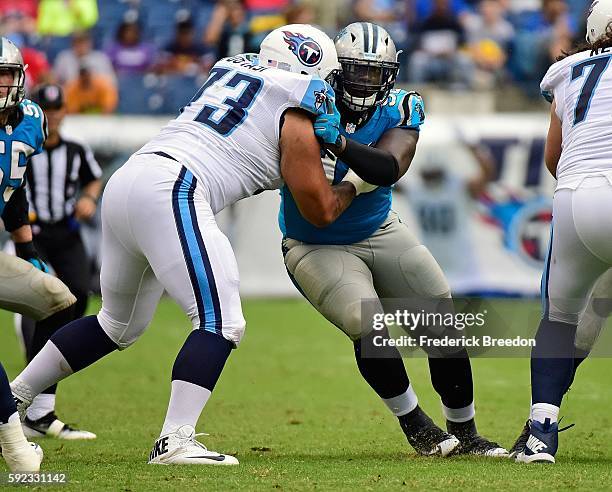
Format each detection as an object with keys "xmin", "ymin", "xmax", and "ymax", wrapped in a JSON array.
[
  {"xmin": 399, "ymin": 406, "xmax": 460, "ymax": 456},
  {"xmin": 509, "ymin": 419, "xmax": 531, "ymax": 459},
  {"xmin": 23, "ymin": 412, "xmax": 96, "ymax": 440},
  {"xmin": 447, "ymin": 418, "xmax": 508, "ymax": 457}
]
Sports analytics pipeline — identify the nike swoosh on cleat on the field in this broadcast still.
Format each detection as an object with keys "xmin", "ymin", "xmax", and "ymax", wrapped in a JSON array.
[{"xmin": 184, "ymin": 455, "xmax": 226, "ymax": 461}]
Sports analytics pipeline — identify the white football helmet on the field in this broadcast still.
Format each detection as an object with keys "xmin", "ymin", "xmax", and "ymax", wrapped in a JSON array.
[
  {"xmin": 258, "ymin": 24, "xmax": 340, "ymax": 82},
  {"xmin": 0, "ymin": 37, "xmax": 26, "ymax": 110},
  {"xmin": 333, "ymin": 22, "xmax": 400, "ymax": 112},
  {"xmin": 586, "ymin": 0, "xmax": 612, "ymax": 43}
]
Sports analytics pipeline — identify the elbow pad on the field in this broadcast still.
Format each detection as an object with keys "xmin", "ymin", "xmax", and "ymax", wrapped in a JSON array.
[{"xmin": 339, "ymin": 138, "xmax": 400, "ymax": 187}]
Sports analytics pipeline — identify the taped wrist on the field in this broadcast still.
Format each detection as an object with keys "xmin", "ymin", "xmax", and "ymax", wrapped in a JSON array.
[{"xmin": 339, "ymin": 138, "xmax": 400, "ymax": 186}]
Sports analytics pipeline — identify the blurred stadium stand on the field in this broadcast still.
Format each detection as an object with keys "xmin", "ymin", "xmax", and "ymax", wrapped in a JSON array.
[{"xmin": 0, "ymin": 0, "xmax": 592, "ymax": 114}]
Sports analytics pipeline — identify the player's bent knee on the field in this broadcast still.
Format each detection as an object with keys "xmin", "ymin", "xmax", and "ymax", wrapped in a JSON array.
[
  {"xmin": 341, "ymin": 301, "xmax": 367, "ymax": 341},
  {"xmin": 97, "ymin": 311, "xmax": 146, "ymax": 350},
  {"xmin": 39, "ymin": 275, "xmax": 77, "ymax": 315},
  {"xmin": 220, "ymin": 317, "xmax": 246, "ymax": 347},
  {"xmin": 398, "ymin": 246, "xmax": 450, "ymax": 298}
]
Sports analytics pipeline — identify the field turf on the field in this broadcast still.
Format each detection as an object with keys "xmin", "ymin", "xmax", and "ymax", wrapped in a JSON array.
[{"xmin": 1, "ymin": 297, "xmax": 612, "ymax": 490}]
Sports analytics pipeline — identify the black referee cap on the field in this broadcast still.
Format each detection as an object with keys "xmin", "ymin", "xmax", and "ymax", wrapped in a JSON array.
[{"xmin": 32, "ymin": 84, "xmax": 64, "ymax": 110}]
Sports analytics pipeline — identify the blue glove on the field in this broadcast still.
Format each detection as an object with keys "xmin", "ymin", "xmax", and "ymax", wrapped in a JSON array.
[
  {"xmin": 313, "ymin": 97, "xmax": 342, "ymax": 147},
  {"xmin": 15, "ymin": 241, "xmax": 49, "ymax": 273}
]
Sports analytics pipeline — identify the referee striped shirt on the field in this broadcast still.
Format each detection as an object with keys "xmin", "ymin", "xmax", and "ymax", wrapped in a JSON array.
[{"xmin": 25, "ymin": 135, "xmax": 102, "ymax": 223}]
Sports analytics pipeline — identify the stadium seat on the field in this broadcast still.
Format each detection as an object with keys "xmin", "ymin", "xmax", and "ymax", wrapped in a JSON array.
[
  {"xmin": 162, "ymin": 75, "xmax": 201, "ymax": 114},
  {"xmin": 117, "ymin": 73, "xmax": 167, "ymax": 115}
]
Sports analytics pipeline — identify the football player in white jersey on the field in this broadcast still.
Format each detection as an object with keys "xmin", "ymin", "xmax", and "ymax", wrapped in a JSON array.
[
  {"xmin": 512, "ymin": 1, "xmax": 612, "ymax": 463},
  {"xmin": 10, "ymin": 24, "xmax": 363, "ymax": 465}
]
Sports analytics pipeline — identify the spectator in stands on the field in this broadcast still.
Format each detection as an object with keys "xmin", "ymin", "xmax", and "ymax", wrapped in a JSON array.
[
  {"xmin": 408, "ymin": 0, "xmax": 476, "ymax": 88},
  {"xmin": 285, "ymin": 3, "xmax": 317, "ymax": 24},
  {"xmin": 54, "ymin": 31, "xmax": 116, "ymax": 86},
  {"xmin": 0, "ymin": 0, "xmax": 37, "ymax": 19},
  {"xmin": 245, "ymin": 0, "xmax": 290, "ymax": 48},
  {"xmin": 37, "ymin": 0, "xmax": 98, "ymax": 37},
  {"xmin": 64, "ymin": 62, "xmax": 118, "ymax": 114},
  {"xmin": 412, "ymin": 0, "xmax": 471, "ymax": 25},
  {"xmin": 159, "ymin": 13, "xmax": 214, "ymax": 75},
  {"xmin": 0, "ymin": 8, "xmax": 37, "ymax": 42},
  {"xmin": 353, "ymin": 0, "xmax": 408, "ymax": 48},
  {"xmin": 15, "ymin": 41, "xmax": 54, "ymax": 91},
  {"xmin": 204, "ymin": 0, "xmax": 253, "ymax": 58},
  {"xmin": 464, "ymin": 0, "xmax": 514, "ymax": 88},
  {"xmin": 509, "ymin": 0, "xmax": 573, "ymax": 97},
  {"xmin": 106, "ymin": 18, "xmax": 156, "ymax": 74}
]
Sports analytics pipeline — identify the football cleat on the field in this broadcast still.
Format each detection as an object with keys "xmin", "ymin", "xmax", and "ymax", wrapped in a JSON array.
[
  {"xmin": 509, "ymin": 419, "xmax": 531, "ymax": 459},
  {"xmin": 447, "ymin": 418, "xmax": 509, "ymax": 458},
  {"xmin": 515, "ymin": 418, "xmax": 558, "ymax": 463},
  {"xmin": 0, "ymin": 420, "xmax": 43, "ymax": 472},
  {"xmin": 23, "ymin": 412, "xmax": 96, "ymax": 440},
  {"xmin": 10, "ymin": 381, "xmax": 33, "ymax": 420},
  {"xmin": 399, "ymin": 406, "xmax": 460, "ymax": 457},
  {"xmin": 148, "ymin": 425, "xmax": 239, "ymax": 465}
]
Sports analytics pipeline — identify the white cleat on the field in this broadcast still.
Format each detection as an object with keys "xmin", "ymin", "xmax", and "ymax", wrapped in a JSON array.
[
  {"xmin": 148, "ymin": 425, "xmax": 238, "ymax": 465},
  {"xmin": 0, "ymin": 421, "xmax": 43, "ymax": 472},
  {"xmin": 23, "ymin": 412, "xmax": 96, "ymax": 440}
]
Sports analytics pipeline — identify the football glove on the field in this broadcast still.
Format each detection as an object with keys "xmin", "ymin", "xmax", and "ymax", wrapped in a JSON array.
[
  {"xmin": 15, "ymin": 241, "xmax": 49, "ymax": 273},
  {"xmin": 314, "ymin": 97, "xmax": 342, "ymax": 147},
  {"xmin": 341, "ymin": 169, "xmax": 378, "ymax": 196}
]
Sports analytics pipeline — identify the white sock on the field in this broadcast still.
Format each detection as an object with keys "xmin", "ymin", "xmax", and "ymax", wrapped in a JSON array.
[
  {"xmin": 531, "ymin": 403, "xmax": 559, "ymax": 424},
  {"xmin": 27, "ymin": 393, "xmax": 56, "ymax": 421},
  {"xmin": 0, "ymin": 414, "xmax": 28, "ymax": 444},
  {"xmin": 382, "ymin": 385, "xmax": 418, "ymax": 417},
  {"xmin": 2, "ymin": 412, "xmax": 20, "ymax": 426},
  {"xmin": 442, "ymin": 402, "xmax": 475, "ymax": 423},
  {"xmin": 160, "ymin": 380, "xmax": 211, "ymax": 436},
  {"xmin": 13, "ymin": 341, "xmax": 73, "ymax": 398}
]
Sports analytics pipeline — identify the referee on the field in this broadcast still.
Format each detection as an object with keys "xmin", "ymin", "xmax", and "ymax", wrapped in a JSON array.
[{"xmin": 19, "ymin": 84, "xmax": 101, "ymax": 440}]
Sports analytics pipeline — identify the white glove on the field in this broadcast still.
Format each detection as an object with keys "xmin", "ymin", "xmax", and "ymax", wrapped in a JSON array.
[{"xmin": 341, "ymin": 169, "xmax": 378, "ymax": 195}]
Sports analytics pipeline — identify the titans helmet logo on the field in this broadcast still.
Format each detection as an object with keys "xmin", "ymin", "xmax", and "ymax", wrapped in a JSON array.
[{"xmin": 282, "ymin": 31, "xmax": 323, "ymax": 67}]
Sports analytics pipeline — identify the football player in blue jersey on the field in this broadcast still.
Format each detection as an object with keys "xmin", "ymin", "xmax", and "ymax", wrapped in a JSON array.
[
  {"xmin": 0, "ymin": 37, "xmax": 78, "ymax": 470},
  {"xmin": 280, "ymin": 23, "xmax": 507, "ymax": 457}
]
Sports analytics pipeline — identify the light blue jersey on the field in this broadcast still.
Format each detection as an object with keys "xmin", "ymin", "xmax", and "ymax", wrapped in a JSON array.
[
  {"xmin": 279, "ymin": 89, "xmax": 424, "ymax": 244},
  {"xmin": 0, "ymin": 100, "xmax": 46, "ymax": 215}
]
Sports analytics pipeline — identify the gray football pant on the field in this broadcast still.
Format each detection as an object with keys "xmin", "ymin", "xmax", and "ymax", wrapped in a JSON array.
[
  {"xmin": 0, "ymin": 251, "xmax": 75, "ymax": 321},
  {"xmin": 283, "ymin": 211, "xmax": 451, "ymax": 341}
]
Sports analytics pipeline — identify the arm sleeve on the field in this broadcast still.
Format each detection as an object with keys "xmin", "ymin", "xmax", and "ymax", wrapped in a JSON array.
[
  {"xmin": 339, "ymin": 139, "xmax": 400, "ymax": 187},
  {"xmin": 1, "ymin": 186, "xmax": 30, "ymax": 232}
]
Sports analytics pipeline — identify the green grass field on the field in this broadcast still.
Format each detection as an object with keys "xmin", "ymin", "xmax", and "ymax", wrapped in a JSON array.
[{"xmin": 2, "ymin": 297, "xmax": 612, "ymax": 490}]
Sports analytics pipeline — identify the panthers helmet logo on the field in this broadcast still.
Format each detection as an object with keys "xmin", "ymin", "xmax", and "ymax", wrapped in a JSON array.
[{"xmin": 283, "ymin": 31, "xmax": 323, "ymax": 67}]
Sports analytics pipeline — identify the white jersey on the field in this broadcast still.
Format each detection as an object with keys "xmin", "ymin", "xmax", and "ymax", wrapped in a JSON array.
[
  {"xmin": 541, "ymin": 48, "xmax": 612, "ymax": 190},
  {"xmin": 139, "ymin": 55, "xmax": 333, "ymax": 213}
]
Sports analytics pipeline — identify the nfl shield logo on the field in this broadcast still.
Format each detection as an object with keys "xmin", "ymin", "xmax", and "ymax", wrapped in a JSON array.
[{"xmin": 345, "ymin": 123, "xmax": 356, "ymax": 134}]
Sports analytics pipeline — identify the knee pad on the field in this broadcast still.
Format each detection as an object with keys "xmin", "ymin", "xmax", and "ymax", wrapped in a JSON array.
[
  {"xmin": 398, "ymin": 246, "xmax": 450, "ymax": 298},
  {"xmin": 97, "ymin": 310, "xmax": 145, "ymax": 350},
  {"xmin": 36, "ymin": 274, "xmax": 77, "ymax": 318},
  {"xmin": 0, "ymin": 253, "xmax": 76, "ymax": 321},
  {"xmin": 290, "ymin": 248, "xmax": 377, "ymax": 340}
]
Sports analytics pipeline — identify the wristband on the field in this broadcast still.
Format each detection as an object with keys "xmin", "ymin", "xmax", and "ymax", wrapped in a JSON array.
[{"xmin": 14, "ymin": 241, "xmax": 37, "ymax": 260}]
